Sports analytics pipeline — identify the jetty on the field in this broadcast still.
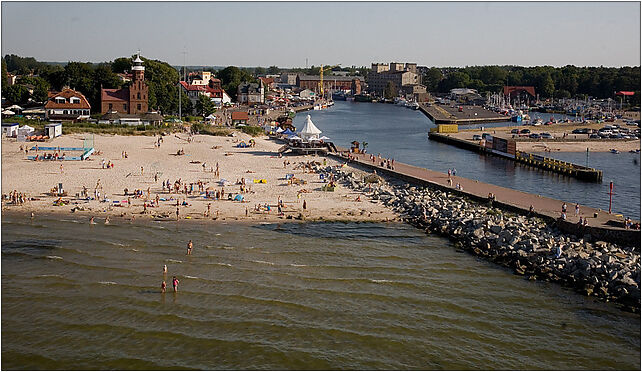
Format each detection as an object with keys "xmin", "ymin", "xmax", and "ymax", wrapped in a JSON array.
[
  {"xmin": 428, "ymin": 132, "xmax": 603, "ymax": 182},
  {"xmin": 419, "ymin": 103, "xmax": 510, "ymax": 124},
  {"xmin": 329, "ymin": 149, "xmax": 639, "ymax": 247}
]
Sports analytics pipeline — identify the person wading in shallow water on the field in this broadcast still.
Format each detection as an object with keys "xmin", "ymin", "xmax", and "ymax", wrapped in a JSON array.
[
  {"xmin": 187, "ymin": 240, "xmax": 193, "ymax": 255},
  {"xmin": 172, "ymin": 276, "xmax": 179, "ymax": 292}
]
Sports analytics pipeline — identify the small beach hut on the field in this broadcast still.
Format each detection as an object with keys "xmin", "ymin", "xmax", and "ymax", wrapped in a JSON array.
[
  {"xmin": 299, "ymin": 115, "xmax": 322, "ymax": 141},
  {"xmin": 281, "ymin": 128, "xmax": 294, "ymax": 136},
  {"xmin": 2, "ymin": 123, "xmax": 19, "ymax": 137},
  {"xmin": 45, "ymin": 123, "xmax": 63, "ymax": 138}
]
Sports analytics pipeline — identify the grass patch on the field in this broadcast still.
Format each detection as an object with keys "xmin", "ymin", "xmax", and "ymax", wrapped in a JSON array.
[{"xmin": 240, "ymin": 125, "xmax": 265, "ymax": 136}]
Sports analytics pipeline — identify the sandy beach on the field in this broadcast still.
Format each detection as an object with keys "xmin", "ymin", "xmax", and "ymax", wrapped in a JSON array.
[{"xmin": 1, "ymin": 133, "xmax": 398, "ymax": 223}]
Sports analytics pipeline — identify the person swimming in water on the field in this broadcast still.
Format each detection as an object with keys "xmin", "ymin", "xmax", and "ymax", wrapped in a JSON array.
[
  {"xmin": 104, "ymin": 216, "xmax": 110, "ymax": 224},
  {"xmin": 89, "ymin": 216, "xmax": 96, "ymax": 224}
]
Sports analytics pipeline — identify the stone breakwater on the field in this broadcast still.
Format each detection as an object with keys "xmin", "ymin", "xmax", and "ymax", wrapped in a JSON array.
[{"xmin": 318, "ymin": 164, "xmax": 641, "ymax": 313}]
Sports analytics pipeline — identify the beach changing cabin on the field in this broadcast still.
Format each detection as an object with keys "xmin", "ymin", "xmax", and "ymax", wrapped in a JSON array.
[
  {"xmin": 2, "ymin": 123, "xmax": 19, "ymax": 137},
  {"xmin": 45, "ymin": 123, "xmax": 63, "ymax": 138}
]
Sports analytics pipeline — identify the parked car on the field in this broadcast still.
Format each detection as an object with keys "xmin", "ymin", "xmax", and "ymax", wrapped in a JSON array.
[
  {"xmin": 472, "ymin": 134, "xmax": 482, "ymax": 141},
  {"xmin": 572, "ymin": 128, "xmax": 589, "ymax": 134},
  {"xmin": 510, "ymin": 129, "xmax": 519, "ymax": 134},
  {"xmin": 482, "ymin": 133, "xmax": 492, "ymax": 139},
  {"xmin": 540, "ymin": 133, "xmax": 554, "ymax": 139},
  {"xmin": 589, "ymin": 134, "xmax": 600, "ymax": 139},
  {"xmin": 529, "ymin": 133, "xmax": 541, "ymax": 139},
  {"xmin": 520, "ymin": 129, "xmax": 531, "ymax": 134}
]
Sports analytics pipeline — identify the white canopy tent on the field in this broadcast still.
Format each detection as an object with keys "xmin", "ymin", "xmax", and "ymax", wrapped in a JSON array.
[{"xmin": 299, "ymin": 115, "xmax": 322, "ymax": 141}]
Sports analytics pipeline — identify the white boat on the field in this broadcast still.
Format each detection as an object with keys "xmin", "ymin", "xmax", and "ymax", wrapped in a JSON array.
[{"xmin": 532, "ymin": 118, "xmax": 543, "ymax": 126}]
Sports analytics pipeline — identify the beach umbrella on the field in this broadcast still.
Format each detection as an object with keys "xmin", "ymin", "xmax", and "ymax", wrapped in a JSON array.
[
  {"xmin": 282, "ymin": 128, "xmax": 294, "ymax": 135},
  {"xmin": 288, "ymin": 135, "xmax": 302, "ymax": 140},
  {"xmin": 276, "ymin": 128, "xmax": 285, "ymax": 133}
]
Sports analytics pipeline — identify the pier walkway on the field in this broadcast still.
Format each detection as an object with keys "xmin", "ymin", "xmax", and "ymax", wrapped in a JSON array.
[{"xmin": 329, "ymin": 149, "xmax": 640, "ymax": 247}]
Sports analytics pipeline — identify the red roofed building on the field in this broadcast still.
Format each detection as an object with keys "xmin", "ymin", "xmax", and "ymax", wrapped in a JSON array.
[
  {"xmin": 100, "ymin": 53, "xmax": 149, "ymax": 115},
  {"xmin": 259, "ymin": 77, "xmax": 275, "ymax": 89},
  {"xmin": 45, "ymin": 88, "xmax": 91, "ymax": 121},
  {"xmin": 503, "ymin": 86, "xmax": 536, "ymax": 100},
  {"xmin": 231, "ymin": 111, "xmax": 249, "ymax": 125},
  {"xmin": 180, "ymin": 78, "xmax": 231, "ymax": 110}
]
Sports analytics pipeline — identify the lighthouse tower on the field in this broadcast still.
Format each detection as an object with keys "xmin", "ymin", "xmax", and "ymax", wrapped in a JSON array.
[{"xmin": 129, "ymin": 53, "xmax": 148, "ymax": 114}]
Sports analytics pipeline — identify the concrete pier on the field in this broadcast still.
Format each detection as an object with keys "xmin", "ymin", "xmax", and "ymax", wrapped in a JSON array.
[
  {"xmin": 428, "ymin": 132, "xmax": 603, "ymax": 182},
  {"xmin": 329, "ymin": 149, "xmax": 639, "ymax": 247},
  {"xmin": 419, "ymin": 103, "xmax": 511, "ymax": 124}
]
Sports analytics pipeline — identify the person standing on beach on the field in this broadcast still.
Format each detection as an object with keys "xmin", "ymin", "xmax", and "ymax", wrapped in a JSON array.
[
  {"xmin": 303, "ymin": 200, "xmax": 307, "ymax": 211},
  {"xmin": 187, "ymin": 240, "xmax": 193, "ymax": 255},
  {"xmin": 562, "ymin": 203, "xmax": 567, "ymax": 214},
  {"xmin": 172, "ymin": 276, "xmax": 179, "ymax": 292},
  {"xmin": 574, "ymin": 203, "xmax": 580, "ymax": 216},
  {"xmin": 176, "ymin": 207, "xmax": 180, "ymax": 220}
]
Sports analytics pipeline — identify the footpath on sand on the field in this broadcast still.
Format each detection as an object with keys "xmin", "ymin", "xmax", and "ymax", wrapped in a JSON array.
[{"xmin": 331, "ymin": 149, "xmax": 640, "ymax": 247}]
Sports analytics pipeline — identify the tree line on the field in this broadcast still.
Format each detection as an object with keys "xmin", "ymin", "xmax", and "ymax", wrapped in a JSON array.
[
  {"xmin": 421, "ymin": 65, "xmax": 640, "ymax": 105},
  {"xmin": 1, "ymin": 54, "xmax": 266, "ymax": 116}
]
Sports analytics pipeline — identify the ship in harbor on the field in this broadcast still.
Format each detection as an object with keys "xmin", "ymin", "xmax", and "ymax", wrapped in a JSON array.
[{"xmin": 354, "ymin": 93, "xmax": 376, "ymax": 102}]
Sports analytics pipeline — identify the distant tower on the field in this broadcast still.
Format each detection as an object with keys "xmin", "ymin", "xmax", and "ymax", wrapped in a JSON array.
[{"xmin": 129, "ymin": 52, "xmax": 148, "ymax": 114}]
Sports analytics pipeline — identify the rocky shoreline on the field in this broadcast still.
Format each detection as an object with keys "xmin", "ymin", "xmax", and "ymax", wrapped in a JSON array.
[{"xmin": 318, "ymin": 163, "xmax": 641, "ymax": 313}]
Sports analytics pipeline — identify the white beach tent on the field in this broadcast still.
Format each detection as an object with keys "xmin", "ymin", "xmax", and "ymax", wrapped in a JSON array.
[{"xmin": 299, "ymin": 115, "xmax": 322, "ymax": 141}]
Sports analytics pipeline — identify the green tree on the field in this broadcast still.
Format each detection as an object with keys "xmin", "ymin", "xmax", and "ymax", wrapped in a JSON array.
[
  {"xmin": 384, "ymin": 81, "xmax": 397, "ymax": 99},
  {"xmin": 422, "ymin": 67, "xmax": 443, "ymax": 92},
  {"xmin": 438, "ymin": 71, "xmax": 471, "ymax": 92},
  {"xmin": 111, "ymin": 57, "xmax": 132, "ymax": 73},
  {"xmin": 540, "ymin": 73, "xmax": 555, "ymax": 98},
  {"xmin": 140, "ymin": 57, "xmax": 180, "ymax": 114},
  {"xmin": 32, "ymin": 77, "xmax": 51, "ymax": 103},
  {"xmin": 1, "ymin": 58, "xmax": 8, "ymax": 88},
  {"xmin": 267, "ymin": 65, "xmax": 280, "ymax": 74},
  {"xmin": 217, "ymin": 66, "xmax": 255, "ymax": 101},
  {"xmin": 4, "ymin": 84, "xmax": 30, "ymax": 104},
  {"xmin": 253, "ymin": 66, "xmax": 266, "ymax": 76},
  {"xmin": 195, "ymin": 94, "xmax": 216, "ymax": 117}
]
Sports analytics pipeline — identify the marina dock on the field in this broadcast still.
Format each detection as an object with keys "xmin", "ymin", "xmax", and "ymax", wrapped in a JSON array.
[
  {"xmin": 428, "ymin": 132, "xmax": 603, "ymax": 182},
  {"xmin": 419, "ymin": 103, "xmax": 511, "ymax": 124},
  {"xmin": 329, "ymin": 149, "xmax": 639, "ymax": 247}
]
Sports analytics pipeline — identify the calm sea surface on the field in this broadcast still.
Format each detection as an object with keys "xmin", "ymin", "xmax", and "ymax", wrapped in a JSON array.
[
  {"xmin": 2, "ymin": 215, "xmax": 640, "ymax": 370},
  {"xmin": 294, "ymin": 101, "xmax": 641, "ymax": 220}
]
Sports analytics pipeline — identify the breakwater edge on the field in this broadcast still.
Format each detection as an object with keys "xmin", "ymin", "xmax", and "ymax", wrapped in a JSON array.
[{"xmin": 317, "ymin": 162, "xmax": 641, "ymax": 312}]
